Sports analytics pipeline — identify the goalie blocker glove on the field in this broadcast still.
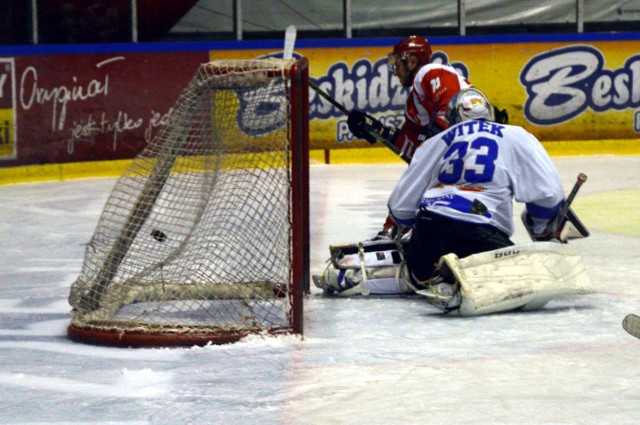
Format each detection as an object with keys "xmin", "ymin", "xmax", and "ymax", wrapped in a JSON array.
[
  {"xmin": 521, "ymin": 210, "xmax": 565, "ymax": 243},
  {"xmin": 347, "ymin": 110, "xmax": 400, "ymax": 146}
]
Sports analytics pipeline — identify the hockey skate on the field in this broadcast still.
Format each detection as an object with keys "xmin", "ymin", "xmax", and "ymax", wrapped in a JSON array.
[
  {"xmin": 414, "ymin": 262, "xmax": 462, "ymax": 312},
  {"xmin": 415, "ymin": 278, "xmax": 461, "ymax": 312}
]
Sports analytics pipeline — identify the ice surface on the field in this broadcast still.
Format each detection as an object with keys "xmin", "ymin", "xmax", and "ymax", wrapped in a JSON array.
[{"xmin": 1, "ymin": 156, "xmax": 640, "ymax": 424}]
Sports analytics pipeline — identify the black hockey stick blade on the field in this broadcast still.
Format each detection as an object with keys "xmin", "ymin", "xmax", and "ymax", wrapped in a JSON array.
[
  {"xmin": 566, "ymin": 207, "xmax": 590, "ymax": 238},
  {"xmin": 623, "ymin": 314, "xmax": 640, "ymax": 339}
]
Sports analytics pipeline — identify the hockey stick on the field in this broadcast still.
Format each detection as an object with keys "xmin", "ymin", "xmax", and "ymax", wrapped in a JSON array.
[
  {"xmin": 283, "ymin": 25, "xmax": 296, "ymax": 60},
  {"xmin": 310, "ymin": 81, "xmax": 349, "ymax": 114},
  {"xmin": 309, "ymin": 81, "xmax": 406, "ymax": 160},
  {"xmin": 559, "ymin": 173, "xmax": 587, "ymax": 220},
  {"xmin": 550, "ymin": 172, "xmax": 589, "ymax": 241},
  {"xmin": 566, "ymin": 208, "xmax": 590, "ymax": 238}
]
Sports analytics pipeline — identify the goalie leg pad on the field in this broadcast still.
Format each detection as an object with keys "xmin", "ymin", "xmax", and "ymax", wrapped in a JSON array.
[
  {"xmin": 329, "ymin": 239, "xmax": 407, "ymax": 269},
  {"xmin": 312, "ymin": 263, "xmax": 415, "ymax": 296},
  {"xmin": 313, "ymin": 237, "xmax": 415, "ymax": 296},
  {"xmin": 437, "ymin": 242, "xmax": 594, "ymax": 316}
]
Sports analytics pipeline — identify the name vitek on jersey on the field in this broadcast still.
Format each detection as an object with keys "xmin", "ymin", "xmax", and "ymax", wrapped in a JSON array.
[{"xmin": 441, "ymin": 122, "xmax": 505, "ymax": 146}]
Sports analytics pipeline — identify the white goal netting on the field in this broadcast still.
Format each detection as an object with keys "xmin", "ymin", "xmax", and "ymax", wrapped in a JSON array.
[{"xmin": 68, "ymin": 58, "xmax": 309, "ymax": 347}]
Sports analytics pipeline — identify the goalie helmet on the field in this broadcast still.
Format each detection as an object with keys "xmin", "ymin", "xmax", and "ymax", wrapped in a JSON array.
[
  {"xmin": 389, "ymin": 35, "xmax": 432, "ymax": 69},
  {"xmin": 446, "ymin": 88, "xmax": 495, "ymax": 125}
]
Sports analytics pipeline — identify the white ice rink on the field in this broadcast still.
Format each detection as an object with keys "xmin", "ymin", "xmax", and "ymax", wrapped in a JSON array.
[{"xmin": 1, "ymin": 154, "xmax": 640, "ymax": 424}]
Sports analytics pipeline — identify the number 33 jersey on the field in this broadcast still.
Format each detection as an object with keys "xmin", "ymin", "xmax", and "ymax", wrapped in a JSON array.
[{"xmin": 387, "ymin": 121, "xmax": 564, "ymax": 237}]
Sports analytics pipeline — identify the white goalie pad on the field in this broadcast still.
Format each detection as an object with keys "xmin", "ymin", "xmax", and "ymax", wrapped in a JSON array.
[
  {"xmin": 313, "ymin": 263, "xmax": 414, "ymax": 296},
  {"xmin": 329, "ymin": 239, "xmax": 407, "ymax": 269},
  {"xmin": 313, "ymin": 239, "xmax": 414, "ymax": 296},
  {"xmin": 438, "ymin": 242, "xmax": 594, "ymax": 316}
]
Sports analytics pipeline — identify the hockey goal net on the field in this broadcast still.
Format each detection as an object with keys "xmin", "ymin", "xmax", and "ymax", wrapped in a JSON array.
[{"xmin": 67, "ymin": 57, "xmax": 309, "ymax": 347}]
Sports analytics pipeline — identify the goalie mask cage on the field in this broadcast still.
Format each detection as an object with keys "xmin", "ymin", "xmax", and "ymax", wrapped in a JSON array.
[{"xmin": 67, "ymin": 57, "xmax": 309, "ymax": 347}]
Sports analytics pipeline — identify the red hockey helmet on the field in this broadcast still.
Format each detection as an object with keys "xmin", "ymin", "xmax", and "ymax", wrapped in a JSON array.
[{"xmin": 391, "ymin": 35, "xmax": 432, "ymax": 66}]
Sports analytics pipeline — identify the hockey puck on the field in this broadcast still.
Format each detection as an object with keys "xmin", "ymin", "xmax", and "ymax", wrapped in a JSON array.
[{"xmin": 151, "ymin": 229, "xmax": 167, "ymax": 242}]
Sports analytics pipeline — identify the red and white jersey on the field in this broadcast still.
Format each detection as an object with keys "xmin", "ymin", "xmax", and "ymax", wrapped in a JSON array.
[{"xmin": 393, "ymin": 63, "xmax": 471, "ymax": 160}]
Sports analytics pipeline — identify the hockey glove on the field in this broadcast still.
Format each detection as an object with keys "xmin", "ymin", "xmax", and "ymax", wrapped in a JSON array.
[
  {"xmin": 347, "ymin": 110, "xmax": 383, "ymax": 144},
  {"xmin": 416, "ymin": 123, "xmax": 445, "ymax": 144},
  {"xmin": 373, "ymin": 223, "xmax": 398, "ymax": 241},
  {"xmin": 494, "ymin": 106, "xmax": 509, "ymax": 124},
  {"xmin": 372, "ymin": 215, "xmax": 412, "ymax": 241},
  {"xmin": 521, "ymin": 211, "xmax": 565, "ymax": 243}
]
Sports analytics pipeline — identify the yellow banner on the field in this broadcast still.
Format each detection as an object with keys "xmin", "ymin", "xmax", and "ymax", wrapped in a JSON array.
[
  {"xmin": 210, "ymin": 39, "xmax": 640, "ymax": 150},
  {"xmin": 0, "ymin": 109, "xmax": 16, "ymax": 159}
]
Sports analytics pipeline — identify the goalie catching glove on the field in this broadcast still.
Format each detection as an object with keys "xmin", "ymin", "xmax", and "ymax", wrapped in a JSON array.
[
  {"xmin": 347, "ymin": 110, "xmax": 399, "ymax": 145},
  {"xmin": 521, "ymin": 209, "xmax": 567, "ymax": 243}
]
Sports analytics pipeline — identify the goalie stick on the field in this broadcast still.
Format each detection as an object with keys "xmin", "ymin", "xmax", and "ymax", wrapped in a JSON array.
[
  {"xmin": 555, "ymin": 173, "xmax": 590, "ymax": 240},
  {"xmin": 623, "ymin": 314, "xmax": 640, "ymax": 339},
  {"xmin": 566, "ymin": 208, "xmax": 589, "ymax": 238},
  {"xmin": 559, "ymin": 173, "xmax": 587, "ymax": 219}
]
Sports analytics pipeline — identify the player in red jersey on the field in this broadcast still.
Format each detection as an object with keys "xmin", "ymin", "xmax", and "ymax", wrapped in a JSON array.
[{"xmin": 347, "ymin": 35, "xmax": 508, "ymax": 239}]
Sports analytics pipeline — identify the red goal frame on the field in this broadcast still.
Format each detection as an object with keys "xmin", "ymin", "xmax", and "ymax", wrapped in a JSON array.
[{"xmin": 67, "ymin": 57, "xmax": 309, "ymax": 347}]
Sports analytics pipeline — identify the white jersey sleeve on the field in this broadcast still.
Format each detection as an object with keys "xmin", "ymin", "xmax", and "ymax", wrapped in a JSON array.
[
  {"xmin": 509, "ymin": 128, "xmax": 565, "ymax": 233},
  {"xmin": 387, "ymin": 121, "xmax": 564, "ymax": 236}
]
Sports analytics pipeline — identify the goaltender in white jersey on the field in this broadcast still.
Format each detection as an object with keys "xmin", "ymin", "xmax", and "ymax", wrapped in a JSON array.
[
  {"xmin": 313, "ymin": 88, "xmax": 593, "ymax": 315},
  {"xmin": 389, "ymin": 88, "xmax": 564, "ymax": 288},
  {"xmin": 389, "ymin": 114, "xmax": 563, "ymax": 239}
]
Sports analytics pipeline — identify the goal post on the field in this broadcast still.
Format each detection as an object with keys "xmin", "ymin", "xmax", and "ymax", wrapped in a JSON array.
[{"xmin": 67, "ymin": 57, "xmax": 310, "ymax": 347}]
